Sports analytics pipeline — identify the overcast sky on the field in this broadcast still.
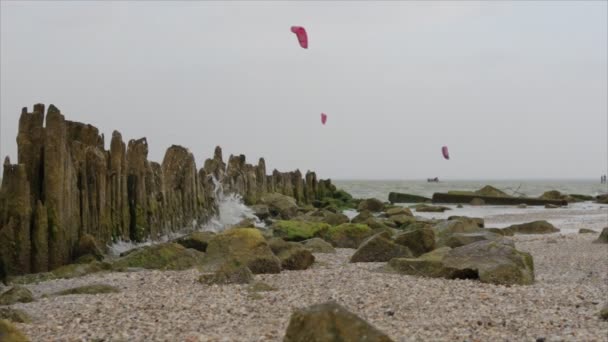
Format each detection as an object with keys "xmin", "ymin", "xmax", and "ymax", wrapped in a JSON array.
[{"xmin": 1, "ymin": 1, "xmax": 606, "ymax": 180}]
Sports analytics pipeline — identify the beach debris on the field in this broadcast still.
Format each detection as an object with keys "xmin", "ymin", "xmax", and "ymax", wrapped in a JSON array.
[
  {"xmin": 290, "ymin": 26, "xmax": 308, "ymax": 49},
  {"xmin": 321, "ymin": 113, "xmax": 327, "ymax": 125},
  {"xmin": 350, "ymin": 233, "xmax": 412, "ymax": 263},
  {"xmin": 442, "ymin": 145, "xmax": 450, "ymax": 160},
  {"xmin": 284, "ymin": 301, "xmax": 394, "ymax": 342}
]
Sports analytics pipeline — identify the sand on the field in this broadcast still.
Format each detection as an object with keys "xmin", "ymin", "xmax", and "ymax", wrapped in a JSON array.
[{"xmin": 0, "ymin": 230, "xmax": 604, "ymax": 342}]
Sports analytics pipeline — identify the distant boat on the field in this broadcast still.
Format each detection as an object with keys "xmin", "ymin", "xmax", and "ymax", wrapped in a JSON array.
[{"xmin": 427, "ymin": 177, "xmax": 439, "ymax": 183}]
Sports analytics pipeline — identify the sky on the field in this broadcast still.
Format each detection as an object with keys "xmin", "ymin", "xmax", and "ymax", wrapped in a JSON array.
[{"xmin": 1, "ymin": 1, "xmax": 606, "ymax": 180}]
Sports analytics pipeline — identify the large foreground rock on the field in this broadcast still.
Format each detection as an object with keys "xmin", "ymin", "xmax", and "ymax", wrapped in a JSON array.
[
  {"xmin": 388, "ymin": 240, "xmax": 534, "ymax": 285},
  {"xmin": 112, "ymin": 243, "xmax": 205, "ymax": 271},
  {"xmin": 394, "ymin": 227, "xmax": 436, "ymax": 257},
  {"xmin": 202, "ymin": 228, "xmax": 281, "ymax": 274},
  {"xmin": 593, "ymin": 227, "xmax": 608, "ymax": 244},
  {"xmin": 0, "ymin": 286, "xmax": 33, "ymax": 305},
  {"xmin": 284, "ymin": 301, "xmax": 394, "ymax": 342},
  {"xmin": 268, "ymin": 239, "xmax": 315, "ymax": 270},
  {"xmin": 350, "ymin": 234, "xmax": 412, "ymax": 263},
  {"xmin": 505, "ymin": 220, "xmax": 559, "ymax": 234},
  {"xmin": 0, "ymin": 319, "xmax": 29, "ymax": 342},
  {"xmin": 323, "ymin": 223, "xmax": 374, "ymax": 248},
  {"xmin": 432, "ymin": 220, "xmax": 482, "ymax": 245},
  {"xmin": 271, "ymin": 221, "xmax": 330, "ymax": 241},
  {"xmin": 259, "ymin": 193, "xmax": 299, "ymax": 219}
]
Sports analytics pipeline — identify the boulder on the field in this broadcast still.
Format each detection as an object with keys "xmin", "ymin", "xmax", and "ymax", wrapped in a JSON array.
[
  {"xmin": 202, "ymin": 228, "xmax": 281, "ymax": 274},
  {"xmin": 233, "ymin": 218, "xmax": 257, "ymax": 228},
  {"xmin": 300, "ymin": 238, "xmax": 336, "ymax": 254},
  {"xmin": 323, "ymin": 223, "xmax": 374, "ymax": 248},
  {"xmin": 544, "ymin": 204, "xmax": 559, "ymax": 209},
  {"xmin": 432, "ymin": 220, "xmax": 482, "ymax": 245},
  {"xmin": 593, "ymin": 227, "xmax": 608, "ymax": 244},
  {"xmin": 271, "ymin": 221, "xmax": 330, "ymax": 242},
  {"xmin": 284, "ymin": 301, "xmax": 394, "ymax": 342},
  {"xmin": 250, "ymin": 204, "xmax": 270, "ymax": 220},
  {"xmin": 388, "ymin": 192, "xmax": 430, "ymax": 204},
  {"xmin": 393, "ymin": 228, "xmax": 436, "ymax": 257},
  {"xmin": 470, "ymin": 198, "xmax": 485, "ymax": 206},
  {"xmin": 259, "ymin": 193, "xmax": 299, "ymax": 219},
  {"xmin": 595, "ymin": 194, "xmax": 608, "ymax": 204},
  {"xmin": 384, "ymin": 214, "xmax": 415, "ymax": 227},
  {"xmin": 0, "ymin": 319, "xmax": 29, "ymax": 342},
  {"xmin": 268, "ymin": 239, "xmax": 315, "ymax": 270},
  {"xmin": 293, "ymin": 209, "xmax": 349, "ymax": 226},
  {"xmin": 578, "ymin": 228, "xmax": 596, "ymax": 234},
  {"xmin": 174, "ymin": 231, "xmax": 216, "ymax": 252},
  {"xmin": 351, "ymin": 210, "xmax": 373, "ymax": 224},
  {"xmin": 199, "ymin": 259, "xmax": 254, "ymax": 285},
  {"xmin": 517, "ymin": 204, "xmax": 527, "ymax": 209},
  {"xmin": 444, "ymin": 232, "xmax": 507, "ymax": 248},
  {"xmin": 350, "ymin": 234, "xmax": 412, "ymax": 263},
  {"xmin": 388, "ymin": 240, "xmax": 535, "ymax": 285},
  {"xmin": 8, "ymin": 261, "xmax": 111, "ymax": 284},
  {"xmin": 600, "ymin": 302, "xmax": 608, "ymax": 321},
  {"xmin": 505, "ymin": 221, "xmax": 559, "ymax": 234},
  {"xmin": 74, "ymin": 234, "xmax": 104, "ymax": 261},
  {"xmin": 357, "ymin": 198, "xmax": 385, "ymax": 213},
  {"xmin": 475, "ymin": 185, "xmax": 509, "ymax": 197},
  {"xmin": 52, "ymin": 284, "xmax": 120, "ymax": 296},
  {"xmin": 0, "ymin": 286, "xmax": 33, "ymax": 305},
  {"xmin": 385, "ymin": 207, "xmax": 413, "ymax": 217},
  {"xmin": 485, "ymin": 228, "xmax": 515, "ymax": 236},
  {"xmin": 415, "ymin": 204, "xmax": 451, "ymax": 212},
  {"xmin": 0, "ymin": 308, "xmax": 31, "ymax": 323},
  {"xmin": 447, "ymin": 216, "xmax": 484, "ymax": 228},
  {"xmin": 111, "ymin": 243, "xmax": 205, "ymax": 271}
]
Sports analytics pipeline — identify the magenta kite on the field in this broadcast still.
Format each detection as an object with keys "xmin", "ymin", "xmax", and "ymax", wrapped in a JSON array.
[
  {"xmin": 290, "ymin": 26, "xmax": 308, "ymax": 49},
  {"xmin": 321, "ymin": 113, "xmax": 327, "ymax": 125},
  {"xmin": 442, "ymin": 146, "xmax": 450, "ymax": 160}
]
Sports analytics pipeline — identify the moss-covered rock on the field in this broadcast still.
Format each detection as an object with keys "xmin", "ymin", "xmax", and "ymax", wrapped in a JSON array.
[
  {"xmin": 259, "ymin": 193, "xmax": 299, "ymax": 219},
  {"xmin": 350, "ymin": 234, "xmax": 411, "ymax": 263},
  {"xmin": 111, "ymin": 243, "xmax": 205, "ymax": 271},
  {"xmin": 578, "ymin": 228, "xmax": 596, "ymax": 234},
  {"xmin": 284, "ymin": 301, "xmax": 394, "ymax": 342},
  {"xmin": 485, "ymin": 227, "xmax": 515, "ymax": 236},
  {"xmin": 385, "ymin": 207, "xmax": 413, "ymax": 217},
  {"xmin": 505, "ymin": 221, "xmax": 559, "ymax": 234},
  {"xmin": 351, "ymin": 210, "xmax": 373, "ymax": 224},
  {"xmin": 357, "ymin": 198, "xmax": 385, "ymax": 213},
  {"xmin": 202, "ymin": 228, "xmax": 281, "ymax": 274},
  {"xmin": 251, "ymin": 204, "xmax": 270, "ymax": 220},
  {"xmin": 300, "ymin": 238, "xmax": 336, "ymax": 254},
  {"xmin": 323, "ymin": 223, "xmax": 373, "ymax": 248},
  {"xmin": 269, "ymin": 238, "xmax": 315, "ymax": 270},
  {"xmin": 593, "ymin": 227, "xmax": 608, "ymax": 244},
  {"xmin": 292, "ymin": 209, "xmax": 349, "ymax": 226},
  {"xmin": 0, "ymin": 308, "xmax": 31, "ymax": 323},
  {"xmin": 271, "ymin": 221, "xmax": 330, "ymax": 242},
  {"xmin": 599, "ymin": 303, "xmax": 608, "ymax": 321},
  {"xmin": 51, "ymin": 284, "xmax": 120, "ymax": 296},
  {"xmin": 444, "ymin": 232, "xmax": 506, "ymax": 248},
  {"xmin": 386, "ymin": 247, "xmax": 453, "ymax": 278},
  {"xmin": 447, "ymin": 216, "xmax": 484, "ymax": 228},
  {"xmin": 0, "ymin": 286, "xmax": 33, "ymax": 305},
  {"xmin": 248, "ymin": 281, "xmax": 277, "ymax": 292},
  {"xmin": 174, "ymin": 231, "xmax": 216, "ymax": 252},
  {"xmin": 432, "ymin": 220, "xmax": 483, "ymax": 245},
  {"xmin": 74, "ymin": 234, "xmax": 104, "ymax": 261},
  {"xmin": 199, "ymin": 259, "xmax": 253, "ymax": 285},
  {"xmin": 0, "ymin": 319, "xmax": 29, "ymax": 342},
  {"xmin": 9, "ymin": 261, "xmax": 111, "ymax": 284},
  {"xmin": 394, "ymin": 228, "xmax": 436, "ymax": 257}
]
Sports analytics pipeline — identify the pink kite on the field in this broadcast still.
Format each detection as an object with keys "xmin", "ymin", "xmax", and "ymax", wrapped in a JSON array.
[
  {"xmin": 442, "ymin": 146, "xmax": 450, "ymax": 160},
  {"xmin": 290, "ymin": 26, "xmax": 308, "ymax": 49},
  {"xmin": 321, "ymin": 113, "xmax": 327, "ymax": 125}
]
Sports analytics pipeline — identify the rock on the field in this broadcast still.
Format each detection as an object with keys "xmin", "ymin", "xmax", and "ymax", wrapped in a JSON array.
[
  {"xmin": 388, "ymin": 192, "xmax": 430, "ymax": 204},
  {"xmin": 456, "ymin": 204, "xmax": 463, "ymax": 208},
  {"xmin": 293, "ymin": 209, "xmax": 349, "ymax": 226},
  {"xmin": 357, "ymin": 198, "xmax": 385, "ymax": 212},
  {"xmin": 8, "ymin": 261, "xmax": 111, "ymax": 284},
  {"xmin": 475, "ymin": 185, "xmax": 510, "ymax": 197},
  {"xmin": 388, "ymin": 240, "xmax": 535, "ymax": 285},
  {"xmin": 544, "ymin": 204, "xmax": 559, "ymax": 209},
  {"xmin": 350, "ymin": 234, "xmax": 412, "ymax": 263},
  {"xmin": 0, "ymin": 308, "xmax": 31, "ymax": 323},
  {"xmin": 248, "ymin": 281, "xmax": 277, "ymax": 292},
  {"xmin": 505, "ymin": 221, "xmax": 559, "ymax": 234},
  {"xmin": 0, "ymin": 286, "xmax": 33, "ymax": 305},
  {"xmin": 259, "ymin": 193, "xmax": 299, "ymax": 219},
  {"xmin": 448, "ymin": 216, "xmax": 484, "ymax": 228},
  {"xmin": 393, "ymin": 228, "xmax": 436, "ymax": 257},
  {"xmin": 199, "ymin": 259, "xmax": 254, "ymax": 285},
  {"xmin": 268, "ymin": 238, "xmax": 315, "ymax": 270},
  {"xmin": 593, "ymin": 227, "xmax": 608, "ymax": 244},
  {"xmin": 517, "ymin": 204, "xmax": 527, "ymax": 208},
  {"xmin": 470, "ymin": 198, "xmax": 485, "ymax": 206},
  {"xmin": 111, "ymin": 243, "xmax": 205, "ymax": 271},
  {"xmin": 444, "ymin": 232, "xmax": 506, "ymax": 248},
  {"xmin": 432, "ymin": 220, "xmax": 483, "ymax": 245},
  {"xmin": 385, "ymin": 207, "xmax": 413, "ymax": 217},
  {"xmin": 283, "ymin": 301, "xmax": 394, "ymax": 342},
  {"xmin": 569, "ymin": 194, "xmax": 593, "ymax": 201},
  {"xmin": 0, "ymin": 319, "xmax": 29, "ymax": 342},
  {"xmin": 595, "ymin": 194, "xmax": 608, "ymax": 204},
  {"xmin": 485, "ymin": 228, "xmax": 515, "ymax": 236},
  {"xmin": 271, "ymin": 221, "xmax": 330, "ymax": 241},
  {"xmin": 351, "ymin": 210, "xmax": 373, "ymax": 224},
  {"xmin": 415, "ymin": 204, "xmax": 451, "ymax": 212},
  {"xmin": 51, "ymin": 284, "xmax": 120, "ymax": 296},
  {"xmin": 323, "ymin": 223, "xmax": 374, "ymax": 248},
  {"xmin": 300, "ymin": 238, "xmax": 336, "ymax": 253},
  {"xmin": 384, "ymin": 214, "xmax": 415, "ymax": 227},
  {"xmin": 578, "ymin": 228, "xmax": 596, "ymax": 234},
  {"xmin": 174, "ymin": 231, "xmax": 215, "ymax": 252},
  {"xmin": 251, "ymin": 204, "xmax": 270, "ymax": 220},
  {"xmin": 546, "ymin": 239, "xmax": 558, "ymax": 244},
  {"xmin": 74, "ymin": 234, "xmax": 104, "ymax": 261},
  {"xmin": 233, "ymin": 218, "xmax": 257, "ymax": 228},
  {"xmin": 202, "ymin": 228, "xmax": 281, "ymax": 274},
  {"xmin": 599, "ymin": 303, "xmax": 608, "ymax": 321}
]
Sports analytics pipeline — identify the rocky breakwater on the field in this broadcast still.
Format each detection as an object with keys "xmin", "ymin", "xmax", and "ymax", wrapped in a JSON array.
[{"xmin": 0, "ymin": 104, "xmax": 341, "ymax": 278}]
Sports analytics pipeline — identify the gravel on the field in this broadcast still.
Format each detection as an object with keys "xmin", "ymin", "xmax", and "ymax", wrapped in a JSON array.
[{"xmin": 3, "ymin": 232, "xmax": 607, "ymax": 341}]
